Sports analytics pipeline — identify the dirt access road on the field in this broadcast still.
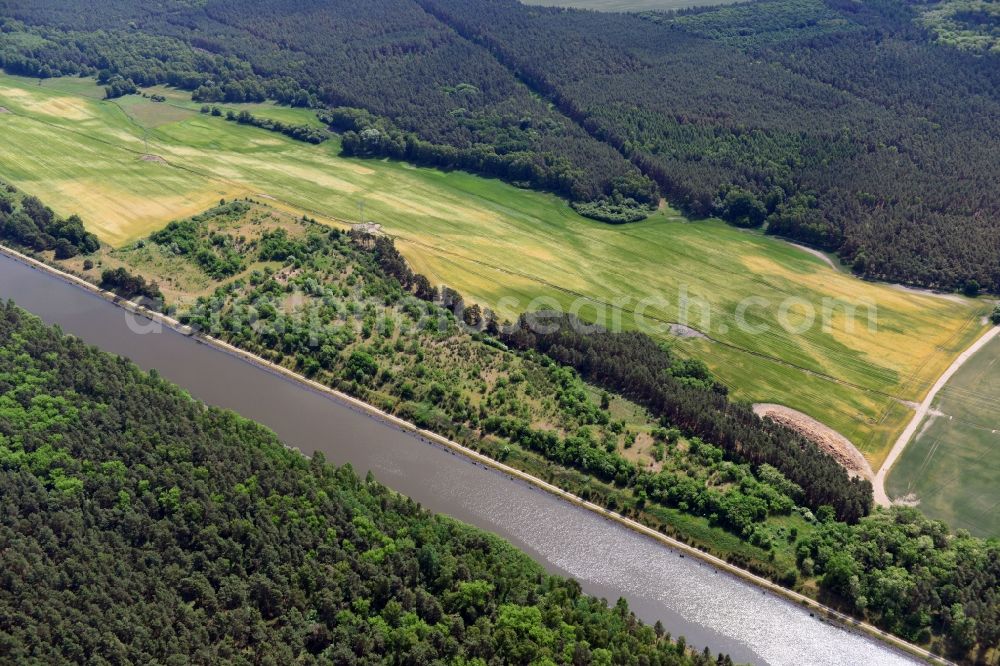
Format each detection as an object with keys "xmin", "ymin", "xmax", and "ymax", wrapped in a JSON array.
[{"xmin": 873, "ymin": 324, "xmax": 999, "ymax": 506}]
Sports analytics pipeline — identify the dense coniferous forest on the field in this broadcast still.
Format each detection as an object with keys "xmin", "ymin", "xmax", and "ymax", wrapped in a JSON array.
[
  {"xmin": 1, "ymin": 0, "xmax": 1000, "ymax": 657},
  {"xmin": 419, "ymin": 0, "xmax": 1000, "ymax": 293},
  {"xmin": 1, "ymin": 0, "xmax": 998, "ymax": 290},
  {"xmin": 0, "ymin": 301, "xmax": 724, "ymax": 665}
]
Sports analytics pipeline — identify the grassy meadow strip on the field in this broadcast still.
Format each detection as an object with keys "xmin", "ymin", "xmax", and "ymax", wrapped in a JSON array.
[{"xmin": 0, "ymin": 72, "xmax": 989, "ymax": 465}]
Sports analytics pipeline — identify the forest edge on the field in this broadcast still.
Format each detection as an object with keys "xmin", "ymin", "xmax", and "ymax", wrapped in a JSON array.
[{"xmin": 0, "ymin": 240, "xmax": 955, "ymax": 666}]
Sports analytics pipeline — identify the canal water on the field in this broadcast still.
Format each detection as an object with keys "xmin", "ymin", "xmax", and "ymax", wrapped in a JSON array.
[{"xmin": 0, "ymin": 253, "xmax": 918, "ymax": 665}]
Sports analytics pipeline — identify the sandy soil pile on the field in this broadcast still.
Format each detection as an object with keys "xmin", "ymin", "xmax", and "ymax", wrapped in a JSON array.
[{"xmin": 754, "ymin": 403, "xmax": 874, "ymax": 481}]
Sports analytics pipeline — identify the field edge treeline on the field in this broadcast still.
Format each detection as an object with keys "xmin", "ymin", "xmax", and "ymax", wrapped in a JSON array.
[
  {"xmin": 2, "ymin": 188, "xmax": 995, "ymax": 663},
  {"xmin": 2, "ymin": 0, "xmax": 998, "ymax": 293}
]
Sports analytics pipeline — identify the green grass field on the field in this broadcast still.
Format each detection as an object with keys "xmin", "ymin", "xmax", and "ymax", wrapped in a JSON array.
[
  {"xmin": 886, "ymin": 333, "xmax": 1000, "ymax": 537},
  {"xmin": 0, "ymin": 72, "xmax": 990, "ymax": 465}
]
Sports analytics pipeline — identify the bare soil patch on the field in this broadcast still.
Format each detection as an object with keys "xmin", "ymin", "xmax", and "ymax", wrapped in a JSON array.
[
  {"xmin": 888, "ymin": 282, "xmax": 967, "ymax": 304},
  {"xmin": 0, "ymin": 106, "xmax": 10, "ymax": 114},
  {"xmin": 669, "ymin": 323, "xmax": 708, "ymax": 340},
  {"xmin": 139, "ymin": 154, "xmax": 167, "ymax": 164},
  {"xmin": 788, "ymin": 240, "xmax": 836, "ymax": 269},
  {"xmin": 894, "ymin": 492, "xmax": 921, "ymax": 507},
  {"xmin": 754, "ymin": 403, "xmax": 874, "ymax": 481}
]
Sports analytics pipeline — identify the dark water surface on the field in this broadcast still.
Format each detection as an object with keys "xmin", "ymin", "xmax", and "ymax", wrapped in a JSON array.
[{"xmin": 0, "ymin": 253, "xmax": 918, "ymax": 665}]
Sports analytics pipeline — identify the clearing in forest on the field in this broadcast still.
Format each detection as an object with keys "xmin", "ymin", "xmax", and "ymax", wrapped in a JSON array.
[{"xmin": 0, "ymin": 72, "xmax": 989, "ymax": 465}]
